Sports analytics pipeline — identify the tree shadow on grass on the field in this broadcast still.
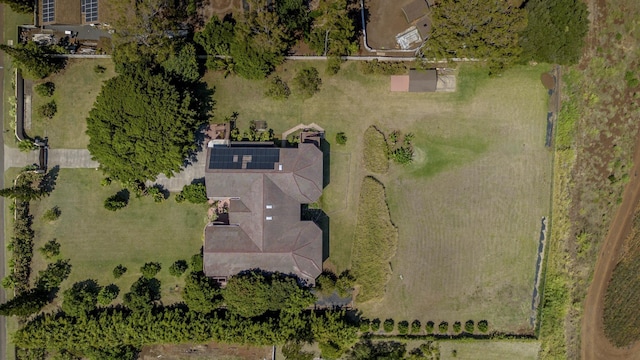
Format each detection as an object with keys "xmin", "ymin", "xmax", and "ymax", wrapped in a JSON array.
[{"xmin": 40, "ymin": 165, "xmax": 60, "ymax": 194}]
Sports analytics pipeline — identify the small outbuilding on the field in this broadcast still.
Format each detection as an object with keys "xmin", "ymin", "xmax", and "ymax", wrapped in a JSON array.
[{"xmin": 391, "ymin": 69, "xmax": 438, "ymax": 92}]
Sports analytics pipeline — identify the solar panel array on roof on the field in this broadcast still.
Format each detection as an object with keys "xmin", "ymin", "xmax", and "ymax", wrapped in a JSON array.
[
  {"xmin": 42, "ymin": 0, "xmax": 55, "ymax": 22},
  {"xmin": 81, "ymin": 0, "xmax": 98, "ymax": 22},
  {"xmin": 209, "ymin": 147, "xmax": 280, "ymax": 170}
]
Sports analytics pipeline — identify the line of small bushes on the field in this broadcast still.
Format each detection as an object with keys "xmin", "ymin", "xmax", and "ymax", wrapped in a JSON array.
[
  {"xmin": 360, "ymin": 318, "xmax": 490, "ymax": 335},
  {"xmin": 359, "ymin": 59, "xmax": 408, "ymax": 75},
  {"xmin": 1, "ymin": 170, "xmax": 44, "ymax": 294}
]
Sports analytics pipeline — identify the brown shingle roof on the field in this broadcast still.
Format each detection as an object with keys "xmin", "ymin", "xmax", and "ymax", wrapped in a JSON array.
[
  {"xmin": 203, "ymin": 143, "xmax": 324, "ymax": 284},
  {"xmin": 409, "ymin": 69, "xmax": 438, "ymax": 92}
]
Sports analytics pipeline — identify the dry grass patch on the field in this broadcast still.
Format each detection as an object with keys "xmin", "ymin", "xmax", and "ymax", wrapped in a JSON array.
[
  {"xmin": 363, "ymin": 125, "xmax": 389, "ymax": 174},
  {"xmin": 351, "ymin": 176, "xmax": 398, "ymax": 302},
  {"xmin": 603, "ymin": 205, "xmax": 640, "ymax": 346}
]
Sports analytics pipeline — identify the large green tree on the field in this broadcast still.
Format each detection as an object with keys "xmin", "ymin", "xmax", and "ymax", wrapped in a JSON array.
[
  {"xmin": 0, "ymin": 42, "xmax": 66, "ymax": 79},
  {"xmin": 223, "ymin": 271, "xmax": 316, "ymax": 318},
  {"xmin": 308, "ymin": 0, "xmax": 358, "ymax": 56},
  {"xmin": 519, "ymin": 0, "xmax": 589, "ymax": 65},
  {"xmin": 86, "ymin": 63, "xmax": 202, "ymax": 183},
  {"xmin": 62, "ymin": 280, "xmax": 101, "ymax": 317},
  {"xmin": 182, "ymin": 271, "xmax": 222, "ymax": 313},
  {"xmin": 421, "ymin": 0, "xmax": 526, "ymax": 73}
]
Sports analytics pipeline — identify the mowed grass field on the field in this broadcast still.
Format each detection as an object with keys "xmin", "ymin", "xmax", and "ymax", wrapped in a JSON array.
[
  {"xmin": 205, "ymin": 61, "xmax": 552, "ymax": 332},
  {"xmin": 30, "ymin": 59, "xmax": 115, "ymax": 149},
  {"xmin": 16, "ymin": 169, "xmax": 206, "ymax": 304}
]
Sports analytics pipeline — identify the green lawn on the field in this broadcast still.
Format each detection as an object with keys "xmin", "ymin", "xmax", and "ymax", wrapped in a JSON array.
[
  {"xmin": 439, "ymin": 340, "xmax": 540, "ymax": 360},
  {"xmin": 24, "ymin": 169, "xmax": 206, "ymax": 305},
  {"xmin": 205, "ymin": 61, "xmax": 552, "ymax": 332},
  {"xmin": 29, "ymin": 59, "xmax": 116, "ymax": 148}
]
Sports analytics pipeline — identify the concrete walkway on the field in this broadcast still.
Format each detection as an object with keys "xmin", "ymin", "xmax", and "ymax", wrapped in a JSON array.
[
  {"xmin": 4, "ymin": 146, "xmax": 98, "ymax": 170},
  {"xmin": 149, "ymin": 149, "xmax": 206, "ymax": 192},
  {"xmin": 5, "ymin": 145, "xmax": 206, "ymax": 192}
]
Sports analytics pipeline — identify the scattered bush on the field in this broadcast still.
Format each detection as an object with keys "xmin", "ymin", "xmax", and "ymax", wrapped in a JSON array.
[
  {"xmin": 326, "ymin": 56, "xmax": 342, "ymax": 75},
  {"xmin": 316, "ymin": 272, "xmax": 337, "ymax": 295},
  {"xmin": 178, "ymin": 183, "xmax": 208, "ymax": 204},
  {"xmin": 389, "ymin": 147, "xmax": 414, "ymax": 164},
  {"xmin": 35, "ymin": 82, "xmax": 55, "ymax": 97},
  {"xmin": 359, "ymin": 59, "xmax": 407, "ymax": 75},
  {"xmin": 477, "ymin": 320, "xmax": 489, "ymax": 333},
  {"xmin": 335, "ymin": 270, "xmax": 355, "ymax": 297},
  {"xmin": 18, "ymin": 140, "xmax": 37, "ymax": 152},
  {"xmin": 362, "ymin": 126, "xmax": 388, "ymax": 174},
  {"xmin": 397, "ymin": 320, "xmax": 409, "ymax": 335},
  {"xmin": 383, "ymin": 318, "xmax": 395, "ymax": 333},
  {"xmin": 39, "ymin": 239, "xmax": 60, "ymax": 259},
  {"xmin": 113, "ymin": 264, "xmax": 127, "ymax": 279},
  {"xmin": 100, "ymin": 178, "xmax": 112, "ymax": 187},
  {"xmin": 140, "ymin": 262, "xmax": 161, "ymax": 279},
  {"xmin": 169, "ymin": 260, "xmax": 188, "ymax": 277},
  {"xmin": 425, "ymin": 321, "xmax": 435, "ymax": 334},
  {"xmin": 625, "ymin": 71, "xmax": 639, "ymax": 88},
  {"xmin": 147, "ymin": 185, "xmax": 165, "ymax": 203},
  {"xmin": 104, "ymin": 191, "xmax": 128, "ymax": 211},
  {"xmin": 42, "ymin": 206, "xmax": 61, "ymax": 222},
  {"xmin": 38, "ymin": 100, "xmax": 57, "ymax": 119},
  {"xmin": 293, "ymin": 66, "xmax": 322, "ymax": 99},
  {"xmin": 438, "ymin": 321, "xmax": 448, "ymax": 334},
  {"xmin": 464, "ymin": 320, "xmax": 474, "ymax": 333},
  {"xmin": 265, "ymin": 76, "xmax": 291, "ymax": 100},
  {"xmin": 335, "ymin": 132, "xmax": 347, "ymax": 145},
  {"xmin": 371, "ymin": 318, "xmax": 381, "ymax": 331},
  {"xmin": 94, "ymin": 65, "xmax": 107, "ymax": 74},
  {"xmin": 359, "ymin": 318, "xmax": 371, "ymax": 332},
  {"xmin": 411, "ymin": 320, "xmax": 421, "ymax": 334},
  {"xmin": 97, "ymin": 284, "xmax": 119, "ymax": 305},
  {"xmin": 452, "ymin": 321, "xmax": 462, "ymax": 333}
]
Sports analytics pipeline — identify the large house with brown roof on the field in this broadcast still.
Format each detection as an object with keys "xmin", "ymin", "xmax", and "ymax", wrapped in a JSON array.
[{"xmin": 203, "ymin": 142, "xmax": 324, "ymax": 285}]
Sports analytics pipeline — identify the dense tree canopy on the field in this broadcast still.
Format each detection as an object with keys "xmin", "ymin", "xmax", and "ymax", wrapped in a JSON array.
[
  {"xmin": 86, "ymin": 64, "xmax": 202, "ymax": 183},
  {"xmin": 519, "ymin": 0, "xmax": 589, "ymax": 64},
  {"xmin": 421, "ymin": 0, "xmax": 526, "ymax": 73},
  {"xmin": 308, "ymin": 0, "xmax": 358, "ymax": 56},
  {"xmin": 62, "ymin": 280, "xmax": 100, "ymax": 317},
  {"xmin": 224, "ymin": 271, "xmax": 316, "ymax": 317},
  {"xmin": 182, "ymin": 271, "xmax": 222, "ymax": 313},
  {"xmin": 0, "ymin": 42, "xmax": 66, "ymax": 79}
]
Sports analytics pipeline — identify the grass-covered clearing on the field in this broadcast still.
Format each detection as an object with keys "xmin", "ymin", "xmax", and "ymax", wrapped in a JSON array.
[
  {"xmin": 206, "ymin": 61, "xmax": 552, "ymax": 331},
  {"xmin": 362, "ymin": 125, "xmax": 388, "ymax": 174},
  {"xmin": 350, "ymin": 176, "xmax": 398, "ymax": 302},
  {"xmin": 30, "ymin": 59, "xmax": 116, "ymax": 149},
  {"xmin": 603, "ymin": 206, "xmax": 640, "ymax": 346},
  {"xmin": 438, "ymin": 340, "xmax": 540, "ymax": 360},
  {"xmin": 18, "ymin": 169, "xmax": 205, "ymax": 305}
]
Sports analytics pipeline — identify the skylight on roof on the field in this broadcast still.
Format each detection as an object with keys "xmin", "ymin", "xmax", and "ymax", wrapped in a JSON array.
[{"xmin": 266, "ymin": 216, "xmax": 273, "ymax": 221}]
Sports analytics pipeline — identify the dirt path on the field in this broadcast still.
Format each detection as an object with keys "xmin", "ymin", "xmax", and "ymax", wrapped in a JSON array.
[{"xmin": 580, "ymin": 118, "xmax": 640, "ymax": 360}]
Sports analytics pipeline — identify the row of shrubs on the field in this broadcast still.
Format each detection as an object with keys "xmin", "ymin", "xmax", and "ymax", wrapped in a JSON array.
[
  {"xmin": 102, "ymin": 182, "xmax": 208, "ymax": 211},
  {"xmin": 112, "ymin": 260, "xmax": 189, "ymax": 279},
  {"xmin": 1, "ymin": 169, "xmax": 44, "ymax": 293},
  {"xmin": 360, "ymin": 318, "xmax": 489, "ymax": 335}
]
